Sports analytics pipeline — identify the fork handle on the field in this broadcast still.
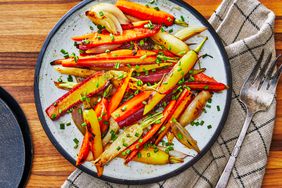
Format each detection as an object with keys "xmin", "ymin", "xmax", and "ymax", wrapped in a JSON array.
[{"xmin": 215, "ymin": 111, "xmax": 254, "ymax": 188}]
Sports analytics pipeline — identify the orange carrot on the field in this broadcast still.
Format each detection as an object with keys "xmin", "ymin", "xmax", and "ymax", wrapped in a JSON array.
[
  {"xmin": 76, "ymin": 129, "xmax": 91, "ymax": 166},
  {"xmin": 111, "ymin": 91, "xmax": 152, "ymax": 122},
  {"xmin": 109, "ymin": 69, "xmax": 133, "ymax": 113},
  {"xmin": 124, "ymin": 100, "xmax": 176, "ymax": 164},
  {"xmin": 116, "ymin": 0, "xmax": 175, "ymax": 26},
  {"xmin": 185, "ymin": 82, "xmax": 227, "ymax": 92},
  {"xmin": 155, "ymin": 89, "xmax": 193, "ymax": 145},
  {"xmin": 193, "ymin": 73, "xmax": 217, "ymax": 83}
]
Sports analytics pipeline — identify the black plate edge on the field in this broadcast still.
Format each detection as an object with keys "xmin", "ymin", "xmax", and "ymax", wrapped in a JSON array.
[
  {"xmin": 0, "ymin": 87, "xmax": 33, "ymax": 187},
  {"xmin": 34, "ymin": 0, "xmax": 232, "ymax": 185}
]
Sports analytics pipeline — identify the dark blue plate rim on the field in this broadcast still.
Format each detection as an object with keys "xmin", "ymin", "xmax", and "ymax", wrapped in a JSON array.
[
  {"xmin": 34, "ymin": 0, "xmax": 232, "ymax": 185},
  {"xmin": 0, "ymin": 87, "xmax": 33, "ymax": 187}
]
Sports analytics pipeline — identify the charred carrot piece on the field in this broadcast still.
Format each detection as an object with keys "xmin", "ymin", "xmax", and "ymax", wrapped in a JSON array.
[
  {"xmin": 72, "ymin": 27, "xmax": 161, "ymax": 48},
  {"xmin": 94, "ymin": 98, "xmax": 110, "ymax": 137},
  {"xmin": 124, "ymin": 100, "xmax": 176, "ymax": 164},
  {"xmin": 185, "ymin": 82, "xmax": 227, "ymax": 92},
  {"xmin": 83, "ymin": 109, "xmax": 104, "ymax": 177},
  {"xmin": 51, "ymin": 50, "xmax": 158, "ymax": 67},
  {"xmin": 116, "ymin": 0, "xmax": 175, "ymax": 26},
  {"xmin": 76, "ymin": 129, "xmax": 91, "ymax": 166},
  {"xmin": 109, "ymin": 69, "xmax": 133, "ymax": 113},
  {"xmin": 155, "ymin": 89, "xmax": 193, "ymax": 145},
  {"xmin": 45, "ymin": 72, "xmax": 111, "ymax": 120},
  {"xmin": 51, "ymin": 49, "xmax": 157, "ymax": 65},
  {"xmin": 111, "ymin": 91, "xmax": 152, "ymax": 123},
  {"xmin": 193, "ymin": 73, "xmax": 217, "ymax": 83}
]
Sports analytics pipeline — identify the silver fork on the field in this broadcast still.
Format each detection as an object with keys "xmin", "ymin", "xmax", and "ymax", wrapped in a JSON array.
[{"xmin": 215, "ymin": 50, "xmax": 282, "ymax": 188}]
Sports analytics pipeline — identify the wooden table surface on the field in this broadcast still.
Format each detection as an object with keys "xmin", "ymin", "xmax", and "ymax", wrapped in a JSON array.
[{"xmin": 0, "ymin": 0, "xmax": 281, "ymax": 187}]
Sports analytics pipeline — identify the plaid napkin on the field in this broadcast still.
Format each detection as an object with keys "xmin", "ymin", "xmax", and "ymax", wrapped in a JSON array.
[{"xmin": 62, "ymin": 0, "xmax": 276, "ymax": 187}]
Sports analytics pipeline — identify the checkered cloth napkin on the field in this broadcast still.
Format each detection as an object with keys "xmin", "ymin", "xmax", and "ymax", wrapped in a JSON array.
[{"xmin": 62, "ymin": 0, "xmax": 276, "ymax": 187}]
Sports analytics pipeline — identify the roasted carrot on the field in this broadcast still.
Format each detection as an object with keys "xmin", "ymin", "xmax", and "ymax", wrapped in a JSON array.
[
  {"xmin": 83, "ymin": 109, "xmax": 104, "ymax": 176},
  {"xmin": 143, "ymin": 37, "xmax": 208, "ymax": 115},
  {"xmin": 109, "ymin": 69, "xmax": 133, "ymax": 113},
  {"xmin": 155, "ymin": 89, "xmax": 193, "ymax": 145},
  {"xmin": 50, "ymin": 49, "xmax": 157, "ymax": 65},
  {"xmin": 193, "ymin": 72, "xmax": 217, "ymax": 83},
  {"xmin": 72, "ymin": 27, "xmax": 161, "ymax": 48},
  {"xmin": 94, "ymin": 98, "xmax": 110, "ymax": 137},
  {"xmin": 124, "ymin": 100, "xmax": 176, "ymax": 164},
  {"xmin": 51, "ymin": 49, "xmax": 157, "ymax": 66},
  {"xmin": 111, "ymin": 91, "xmax": 152, "ymax": 123},
  {"xmin": 46, "ymin": 72, "xmax": 111, "ymax": 120},
  {"xmin": 185, "ymin": 82, "xmax": 227, "ymax": 92},
  {"xmin": 116, "ymin": 0, "xmax": 175, "ymax": 26},
  {"xmin": 121, "ymin": 20, "xmax": 150, "ymax": 30},
  {"xmin": 76, "ymin": 129, "xmax": 91, "ymax": 166}
]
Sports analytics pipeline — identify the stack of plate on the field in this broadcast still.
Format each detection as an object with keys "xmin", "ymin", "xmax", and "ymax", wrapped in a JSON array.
[{"xmin": 0, "ymin": 87, "xmax": 32, "ymax": 187}]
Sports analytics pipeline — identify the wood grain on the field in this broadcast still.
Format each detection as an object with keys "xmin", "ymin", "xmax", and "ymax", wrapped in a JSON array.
[{"xmin": 0, "ymin": 0, "xmax": 280, "ymax": 187}]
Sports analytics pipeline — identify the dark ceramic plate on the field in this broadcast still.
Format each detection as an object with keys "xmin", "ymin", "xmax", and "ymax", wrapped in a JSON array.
[{"xmin": 0, "ymin": 87, "xmax": 32, "ymax": 187}]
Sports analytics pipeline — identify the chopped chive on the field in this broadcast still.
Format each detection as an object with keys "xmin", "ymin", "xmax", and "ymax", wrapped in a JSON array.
[
  {"xmin": 99, "ymin": 11, "xmax": 104, "ymax": 16},
  {"xmin": 137, "ymin": 152, "xmax": 142, "ymax": 158},
  {"xmin": 66, "ymin": 122, "xmax": 71, "ymax": 126},
  {"xmin": 177, "ymin": 133, "xmax": 183, "ymax": 140},
  {"xmin": 105, "ymin": 49, "xmax": 111, "ymax": 53},
  {"xmin": 135, "ymin": 65, "xmax": 140, "ymax": 70},
  {"xmin": 81, "ymin": 122, "xmax": 87, "ymax": 127},
  {"xmin": 200, "ymin": 120, "xmax": 204, "ymax": 126},
  {"xmin": 60, "ymin": 123, "xmax": 65, "ymax": 130},
  {"xmin": 169, "ymin": 28, "xmax": 173, "ymax": 33},
  {"xmin": 180, "ymin": 15, "xmax": 185, "ymax": 21},
  {"xmin": 137, "ymin": 80, "xmax": 143, "ymax": 86},
  {"xmin": 208, "ymin": 98, "xmax": 212, "ymax": 103},
  {"xmin": 161, "ymin": 27, "xmax": 165, "ymax": 32},
  {"xmin": 114, "ymin": 63, "xmax": 120, "ymax": 69},
  {"xmin": 139, "ymin": 40, "xmax": 144, "ymax": 46},
  {"xmin": 154, "ymin": 7, "xmax": 160, "ymax": 11},
  {"xmin": 116, "ymin": 146, "xmax": 121, "ymax": 151},
  {"xmin": 122, "ymin": 151, "xmax": 127, "ymax": 156},
  {"xmin": 121, "ymin": 106, "xmax": 127, "ymax": 112},
  {"xmin": 207, "ymin": 125, "xmax": 212, "ymax": 129},
  {"xmin": 123, "ymin": 143, "xmax": 128, "ymax": 147},
  {"xmin": 73, "ymin": 138, "xmax": 79, "ymax": 148},
  {"xmin": 142, "ymin": 101, "xmax": 147, "ymax": 105},
  {"xmin": 172, "ymin": 117, "xmax": 177, "ymax": 123},
  {"xmin": 217, "ymin": 105, "xmax": 221, "ymax": 111},
  {"xmin": 135, "ymin": 132, "xmax": 140, "ymax": 137},
  {"xmin": 140, "ymin": 54, "xmax": 147, "ymax": 60},
  {"xmin": 110, "ymin": 33, "xmax": 114, "ymax": 41},
  {"xmin": 66, "ymin": 75, "xmax": 73, "ymax": 82},
  {"xmin": 57, "ymin": 77, "xmax": 62, "ymax": 82},
  {"xmin": 147, "ymin": 153, "xmax": 151, "ymax": 157},
  {"xmin": 139, "ymin": 138, "xmax": 143, "ymax": 143},
  {"xmin": 51, "ymin": 114, "xmax": 56, "ymax": 120},
  {"xmin": 90, "ymin": 26, "xmax": 94, "ymax": 30},
  {"xmin": 206, "ymin": 104, "xmax": 211, "ymax": 108},
  {"xmin": 204, "ymin": 85, "xmax": 209, "ymax": 90}
]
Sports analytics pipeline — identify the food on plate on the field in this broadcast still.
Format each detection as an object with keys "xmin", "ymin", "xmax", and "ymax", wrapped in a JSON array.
[{"xmin": 45, "ymin": 1, "xmax": 228, "ymax": 176}]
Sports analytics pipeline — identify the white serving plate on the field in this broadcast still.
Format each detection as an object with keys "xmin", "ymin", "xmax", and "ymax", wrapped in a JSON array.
[{"xmin": 34, "ymin": 0, "xmax": 232, "ymax": 184}]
